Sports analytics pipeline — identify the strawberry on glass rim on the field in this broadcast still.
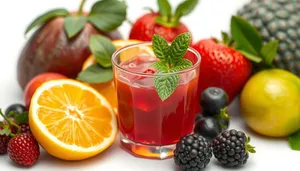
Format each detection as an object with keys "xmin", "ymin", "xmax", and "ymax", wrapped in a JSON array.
[{"xmin": 129, "ymin": 0, "xmax": 198, "ymax": 42}]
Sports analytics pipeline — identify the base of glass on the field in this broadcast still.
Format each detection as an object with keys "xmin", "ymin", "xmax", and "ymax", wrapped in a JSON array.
[{"xmin": 120, "ymin": 133, "xmax": 176, "ymax": 160}]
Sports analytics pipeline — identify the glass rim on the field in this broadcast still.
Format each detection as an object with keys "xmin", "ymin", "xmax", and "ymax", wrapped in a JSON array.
[{"xmin": 111, "ymin": 42, "xmax": 201, "ymax": 77}]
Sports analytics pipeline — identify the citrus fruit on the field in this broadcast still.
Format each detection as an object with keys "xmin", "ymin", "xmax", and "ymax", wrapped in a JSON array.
[
  {"xmin": 81, "ymin": 40, "xmax": 153, "ymax": 114},
  {"xmin": 240, "ymin": 69, "xmax": 300, "ymax": 137},
  {"xmin": 29, "ymin": 79, "xmax": 118, "ymax": 160},
  {"xmin": 24, "ymin": 72, "xmax": 67, "ymax": 109}
]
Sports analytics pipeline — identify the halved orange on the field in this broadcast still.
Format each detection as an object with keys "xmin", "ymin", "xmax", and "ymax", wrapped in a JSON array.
[
  {"xmin": 29, "ymin": 79, "xmax": 117, "ymax": 160},
  {"xmin": 81, "ymin": 40, "xmax": 153, "ymax": 114}
]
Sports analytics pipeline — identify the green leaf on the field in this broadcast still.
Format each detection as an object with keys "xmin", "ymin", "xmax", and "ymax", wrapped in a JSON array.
[
  {"xmin": 0, "ymin": 128, "xmax": 11, "ymax": 136},
  {"xmin": 260, "ymin": 40, "xmax": 279, "ymax": 67},
  {"xmin": 173, "ymin": 58, "xmax": 192, "ymax": 70},
  {"xmin": 231, "ymin": 16, "xmax": 262, "ymax": 56},
  {"xmin": 25, "ymin": 8, "xmax": 70, "ymax": 35},
  {"xmin": 154, "ymin": 74, "xmax": 180, "ymax": 101},
  {"xmin": 152, "ymin": 62, "xmax": 169, "ymax": 72},
  {"xmin": 239, "ymin": 50, "xmax": 263, "ymax": 63},
  {"xmin": 0, "ymin": 122, "xmax": 4, "ymax": 128},
  {"xmin": 289, "ymin": 130, "xmax": 300, "ymax": 151},
  {"xmin": 64, "ymin": 16, "xmax": 87, "ymax": 39},
  {"xmin": 88, "ymin": 0, "xmax": 127, "ymax": 32},
  {"xmin": 89, "ymin": 35, "xmax": 116, "ymax": 68},
  {"xmin": 222, "ymin": 32, "xmax": 230, "ymax": 44},
  {"xmin": 174, "ymin": 0, "xmax": 199, "ymax": 19},
  {"xmin": 77, "ymin": 64, "xmax": 113, "ymax": 83},
  {"xmin": 14, "ymin": 112, "xmax": 29, "ymax": 125},
  {"xmin": 158, "ymin": 0, "xmax": 172, "ymax": 17},
  {"xmin": 170, "ymin": 32, "xmax": 191, "ymax": 63},
  {"xmin": 152, "ymin": 34, "xmax": 170, "ymax": 63}
]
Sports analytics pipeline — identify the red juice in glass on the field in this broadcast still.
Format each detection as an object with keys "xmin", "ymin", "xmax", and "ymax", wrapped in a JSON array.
[{"xmin": 112, "ymin": 43, "xmax": 200, "ymax": 159}]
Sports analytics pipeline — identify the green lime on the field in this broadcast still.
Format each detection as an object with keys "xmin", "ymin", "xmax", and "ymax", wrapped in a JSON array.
[{"xmin": 240, "ymin": 69, "xmax": 300, "ymax": 137}]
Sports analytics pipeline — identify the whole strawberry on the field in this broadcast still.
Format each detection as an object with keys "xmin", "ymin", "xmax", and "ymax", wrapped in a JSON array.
[
  {"xmin": 193, "ymin": 16, "xmax": 280, "ymax": 102},
  {"xmin": 129, "ymin": 0, "xmax": 198, "ymax": 42},
  {"xmin": 8, "ymin": 133, "xmax": 40, "ymax": 167},
  {"xmin": 193, "ymin": 38, "xmax": 252, "ymax": 102}
]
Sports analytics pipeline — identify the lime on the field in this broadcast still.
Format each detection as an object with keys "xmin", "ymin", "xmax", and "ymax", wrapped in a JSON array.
[{"xmin": 240, "ymin": 69, "xmax": 300, "ymax": 137}]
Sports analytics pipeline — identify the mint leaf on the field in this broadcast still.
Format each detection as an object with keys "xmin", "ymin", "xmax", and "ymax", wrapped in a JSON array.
[
  {"xmin": 260, "ymin": 40, "xmax": 279, "ymax": 67},
  {"xmin": 158, "ymin": 0, "xmax": 172, "ymax": 17},
  {"xmin": 152, "ymin": 34, "xmax": 170, "ymax": 63},
  {"xmin": 77, "ymin": 64, "xmax": 113, "ymax": 83},
  {"xmin": 88, "ymin": 0, "xmax": 127, "ymax": 32},
  {"xmin": 170, "ymin": 32, "xmax": 191, "ymax": 63},
  {"xmin": 231, "ymin": 16, "xmax": 262, "ymax": 56},
  {"xmin": 154, "ymin": 74, "xmax": 180, "ymax": 101},
  {"xmin": 14, "ymin": 112, "xmax": 29, "ymax": 125},
  {"xmin": 25, "ymin": 8, "xmax": 70, "ymax": 35},
  {"xmin": 152, "ymin": 62, "xmax": 169, "ymax": 72},
  {"xmin": 64, "ymin": 16, "xmax": 87, "ymax": 38},
  {"xmin": 239, "ymin": 50, "xmax": 262, "ymax": 63},
  {"xmin": 89, "ymin": 35, "xmax": 116, "ymax": 68},
  {"xmin": 289, "ymin": 130, "xmax": 300, "ymax": 151},
  {"xmin": 173, "ymin": 59, "xmax": 192, "ymax": 70},
  {"xmin": 174, "ymin": 0, "xmax": 198, "ymax": 20}
]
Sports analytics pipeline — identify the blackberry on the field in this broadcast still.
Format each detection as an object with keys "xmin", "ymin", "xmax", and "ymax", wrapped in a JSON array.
[
  {"xmin": 200, "ymin": 87, "xmax": 229, "ymax": 116},
  {"xmin": 0, "ymin": 125, "xmax": 11, "ymax": 154},
  {"xmin": 237, "ymin": 0, "xmax": 300, "ymax": 76},
  {"xmin": 174, "ymin": 134, "xmax": 212, "ymax": 171},
  {"xmin": 212, "ymin": 129, "xmax": 255, "ymax": 167}
]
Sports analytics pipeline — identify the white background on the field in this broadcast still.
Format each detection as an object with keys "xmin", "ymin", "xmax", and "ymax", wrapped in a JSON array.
[{"xmin": 0, "ymin": 0, "xmax": 299, "ymax": 170}]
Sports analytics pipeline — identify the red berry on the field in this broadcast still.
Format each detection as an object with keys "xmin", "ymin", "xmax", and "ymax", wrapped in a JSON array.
[
  {"xmin": 192, "ymin": 39, "xmax": 252, "ymax": 102},
  {"xmin": 8, "ymin": 133, "xmax": 40, "ymax": 167},
  {"xmin": 0, "ymin": 126, "xmax": 11, "ymax": 154},
  {"xmin": 129, "ymin": 13, "xmax": 190, "ymax": 42},
  {"xmin": 20, "ymin": 124, "xmax": 31, "ymax": 134}
]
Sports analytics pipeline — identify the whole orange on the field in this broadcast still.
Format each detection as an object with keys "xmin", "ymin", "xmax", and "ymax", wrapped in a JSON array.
[{"xmin": 24, "ymin": 72, "xmax": 67, "ymax": 109}]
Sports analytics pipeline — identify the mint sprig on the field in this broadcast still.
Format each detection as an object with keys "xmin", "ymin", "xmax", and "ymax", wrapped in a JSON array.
[{"xmin": 152, "ymin": 32, "xmax": 193, "ymax": 101}]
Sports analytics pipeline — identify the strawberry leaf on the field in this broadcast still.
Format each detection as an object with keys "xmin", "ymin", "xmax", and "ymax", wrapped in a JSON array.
[
  {"xmin": 0, "ymin": 128, "xmax": 11, "ymax": 136},
  {"xmin": 89, "ymin": 35, "xmax": 116, "ymax": 68},
  {"xmin": 0, "ymin": 122, "xmax": 4, "ymax": 128},
  {"xmin": 25, "ymin": 8, "xmax": 70, "ymax": 35},
  {"xmin": 88, "ymin": 0, "xmax": 127, "ymax": 32},
  {"xmin": 231, "ymin": 16, "xmax": 262, "ymax": 56},
  {"xmin": 238, "ymin": 50, "xmax": 262, "ymax": 63},
  {"xmin": 14, "ymin": 112, "xmax": 29, "ymax": 125},
  {"xmin": 174, "ymin": 0, "xmax": 199, "ymax": 20},
  {"xmin": 289, "ymin": 130, "xmax": 300, "ymax": 151},
  {"xmin": 260, "ymin": 40, "xmax": 279, "ymax": 67},
  {"xmin": 64, "ymin": 16, "xmax": 87, "ymax": 39},
  {"xmin": 158, "ymin": 0, "xmax": 172, "ymax": 17},
  {"xmin": 77, "ymin": 64, "xmax": 113, "ymax": 83}
]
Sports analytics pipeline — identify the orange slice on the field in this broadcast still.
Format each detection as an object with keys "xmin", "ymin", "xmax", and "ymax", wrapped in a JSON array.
[
  {"xmin": 81, "ymin": 39, "xmax": 153, "ymax": 114},
  {"xmin": 29, "ymin": 79, "xmax": 117, "ymax": 160}
]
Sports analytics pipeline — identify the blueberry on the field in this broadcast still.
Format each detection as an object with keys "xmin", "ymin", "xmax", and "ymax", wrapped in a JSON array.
[
  {"xmin": 5, "ymin": 104, "xmax": 26, "ymax": 117},
  {"xmin": 194, "ymin": 116, "xmax": 222, "ymax": 141},
  {"xmin": 200, "ymin": 87, "xmax": 229, "ymax": 116}
]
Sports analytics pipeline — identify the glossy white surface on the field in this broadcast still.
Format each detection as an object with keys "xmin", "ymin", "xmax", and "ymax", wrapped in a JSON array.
[{"xmin": 0, "ymin": 0, "xmax": 299, "ymax": 170}]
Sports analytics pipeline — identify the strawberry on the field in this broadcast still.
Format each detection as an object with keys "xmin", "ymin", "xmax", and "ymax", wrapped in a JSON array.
[
  {"xmin": 193, "ymin": 39, "xmax": 252, "ymax": 102},
  {"xmin": 8, "ymin": 133, "xmax": 40, "ymax": 167},
  {"xmin": 129, "ymin": 0, "xmax": 198, "ymax": 42},
  {"xmin": 193, "ymin": 16, "xmax": 280, "ymax": 103}
]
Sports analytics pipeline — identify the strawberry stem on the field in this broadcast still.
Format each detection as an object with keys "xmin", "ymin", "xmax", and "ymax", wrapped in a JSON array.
[
  {"xmin": 78, "ymin": 0, "xmax": 87, "ymax": 16},
  {"xmin": 0, "ymin": 109, "xmax": 21, "ymax": 134}
]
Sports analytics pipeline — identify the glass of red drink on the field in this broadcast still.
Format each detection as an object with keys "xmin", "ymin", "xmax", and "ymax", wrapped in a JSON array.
[{"xmin": 112, "ymin": 42, "xmax": 201, "ymax": 159}]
